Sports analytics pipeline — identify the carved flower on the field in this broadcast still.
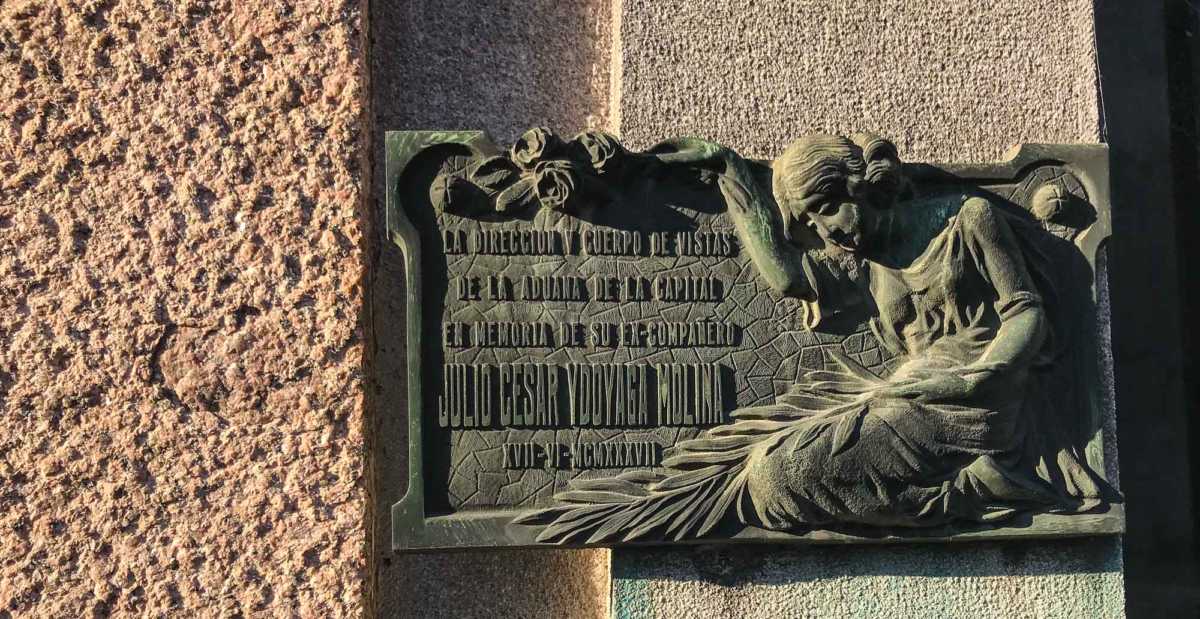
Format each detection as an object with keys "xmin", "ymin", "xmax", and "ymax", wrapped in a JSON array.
[
  {"xmin": 511, "ymin": 127, "xmax": 563, "ymax": 170},
  {"xmin": 533, "ymin": 160, "xmax": 579, "ymax": 211},
  {"xmin": 572, "ymin": 130, "xmax": 626, "ymax": 175}
]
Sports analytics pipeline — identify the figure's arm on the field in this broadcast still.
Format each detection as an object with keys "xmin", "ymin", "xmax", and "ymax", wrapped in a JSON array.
[
  {"xmin": 972, "ymin": 303, "xmax": 1046, "ymax": 375},
  {"xmin": 648, "ymin": 138, "xmax": 811, "ymax": 297},
  {"xmin": 880, "ymin": 199, "xmax": 1046, "ymax": 402},
  {"xmin": 719, "ymin": 156, "xmax": 812, "ymax": 297},
  {"xmin": 958, "ymin": 197, "xmax": 1048, "ymax": 378}
]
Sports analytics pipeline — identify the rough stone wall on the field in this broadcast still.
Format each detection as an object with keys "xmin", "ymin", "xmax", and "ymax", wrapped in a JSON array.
[{"xmin": 0, "ymin": 1, "xmax": 367, "ymax": 615}]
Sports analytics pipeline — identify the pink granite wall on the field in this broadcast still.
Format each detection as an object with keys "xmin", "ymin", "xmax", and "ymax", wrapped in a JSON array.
[{"xmin": 1, "ymin": 0, "xmax": 368, "ymax": 615}]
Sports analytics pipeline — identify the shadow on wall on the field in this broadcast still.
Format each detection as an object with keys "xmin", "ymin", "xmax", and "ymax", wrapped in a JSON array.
[
  {"xmin": 1098, "ymin": 0, "xmax": 1200, "ymax": 616},
  {"xmin": 371, "ymin": 0, "xmax": 612, "ymax": 145},
  {"xmin": 613, "ymin": 537, "xmax": 1123, "ymax": 588},
  {"xmin": 367, "ymin": 1, "xmax": 613, "ymax": 617}
]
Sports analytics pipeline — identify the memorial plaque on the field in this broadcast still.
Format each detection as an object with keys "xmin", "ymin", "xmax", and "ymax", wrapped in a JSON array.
[{"xmin": 386, "ymin": 129, "xmax": 1123, "ymax": 550}]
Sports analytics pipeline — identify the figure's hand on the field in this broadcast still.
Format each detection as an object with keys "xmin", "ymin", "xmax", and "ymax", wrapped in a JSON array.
[
  {"xmin": 647, "ymin": 137, "xmax": 730, "ymax": 166},
  {"xmin": 873, "ymin": 369, "xmax": 992, "ymax": 403}
]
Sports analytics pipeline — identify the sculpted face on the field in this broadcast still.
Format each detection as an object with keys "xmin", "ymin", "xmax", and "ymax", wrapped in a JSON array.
[
  {"xmin": 799, "ymin": 191, "xmax": 879, "ymax": 253},
  {"xmin": 770, "ymin": 135, "xmax": 901, "ymax": 255}
]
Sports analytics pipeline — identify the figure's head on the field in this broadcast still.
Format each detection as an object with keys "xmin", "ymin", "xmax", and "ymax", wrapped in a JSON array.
[{"xmin": 771, "ymin": 134, "xmax": 906, "ymax": 253}]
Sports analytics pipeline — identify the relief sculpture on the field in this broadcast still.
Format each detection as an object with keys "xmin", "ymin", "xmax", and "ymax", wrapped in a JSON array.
[
  {"xmin": 384, "ymin": 128, "xmax": 1122, "ymax": 550},
  {"xmin": 512, "ymin": 133, "xmax": 1119, "ymax": 543}
]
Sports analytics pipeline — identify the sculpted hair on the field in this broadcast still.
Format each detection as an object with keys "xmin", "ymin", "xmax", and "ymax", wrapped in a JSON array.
[{"xmin": 771, "ymin": 133, "xmax": 906, "ymax": 239}]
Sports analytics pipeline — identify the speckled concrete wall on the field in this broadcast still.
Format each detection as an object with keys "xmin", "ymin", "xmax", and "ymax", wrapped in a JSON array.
[
  {"xmin": 610, "ymin": 1, "xmax": 1123, "ymax": 616},
  {"xmin": 613, "ymin": 539, "xmax": 1123, "ymax": 619},
  {"xmin": 1, "ymin": 0, "xmax": 368, "ymax": 615},
  {"xmin": 615, "ymin": 0, "xmax": 1101, "ymax": 161}
]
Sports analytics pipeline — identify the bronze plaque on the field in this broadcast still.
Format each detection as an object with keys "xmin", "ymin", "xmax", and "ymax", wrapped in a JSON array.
[{"xmin": 386, "ymin": 129, "xmax": 1122, "ymax": 550}]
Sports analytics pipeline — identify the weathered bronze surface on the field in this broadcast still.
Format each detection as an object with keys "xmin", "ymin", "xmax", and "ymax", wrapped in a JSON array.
[{"xmin": 386, "ymin": 129, "xmax": 1122, "ymax": 551}]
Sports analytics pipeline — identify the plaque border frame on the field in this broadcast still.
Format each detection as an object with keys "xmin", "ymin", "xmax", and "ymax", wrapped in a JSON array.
[{"xmin": 385, "ymin": 130, "xmax": 1124, "ymax": 552}]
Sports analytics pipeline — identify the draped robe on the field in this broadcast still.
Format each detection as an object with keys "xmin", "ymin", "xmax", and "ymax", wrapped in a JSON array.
[{"xmin": 741, "ymin": 196, "xmax": 1113, "ymax": 528}]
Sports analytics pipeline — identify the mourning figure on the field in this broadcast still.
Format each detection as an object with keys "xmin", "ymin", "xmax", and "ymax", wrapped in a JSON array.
[{"xmin": 515, "ymin": 133, "xmax": 1118, "ymax": 543}]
